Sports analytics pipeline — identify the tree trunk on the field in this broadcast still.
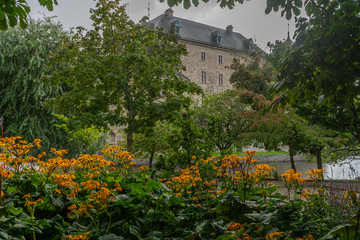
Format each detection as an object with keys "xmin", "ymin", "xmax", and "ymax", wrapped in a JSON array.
[
  {"xmin": 289, "ymin": 144, "xmax": 297, "ymax": 172},
  {"xmin": 316, "ymin": 149, "xmax": 322, "ymax": 169},
  {"xmin": 149, "ymin": 151, "xmax": 154, "ymax": 169},
  {"xmin": 127, "ymin": 129, "xmax": 134, "ymax": 153}
]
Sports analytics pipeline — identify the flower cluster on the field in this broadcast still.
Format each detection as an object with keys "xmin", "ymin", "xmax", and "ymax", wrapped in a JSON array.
[
  {"xmin": 227, "ymin": 222, "xmax": 243, "ymax": 230},
  {"xmin": 281, "ymin": 169, "xmax": 306, "ymax": 184},
  {"xmin": 305, "ymin": 168, "xmax": 325, "ymax": 181}
]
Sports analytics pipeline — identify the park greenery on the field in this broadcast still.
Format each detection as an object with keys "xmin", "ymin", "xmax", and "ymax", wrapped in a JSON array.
[
  {"xmin": 0, "ymin": 136, "xmax": 359, "ymax": 240},
  {"xmin": 0, "ymin": 0, "xmax": 360, "ymax": 238}
]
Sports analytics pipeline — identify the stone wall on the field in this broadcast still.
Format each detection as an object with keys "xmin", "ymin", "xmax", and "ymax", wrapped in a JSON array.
[{"xmin": 181, "ymin": 40, "xmax": 252, "ymax": 93}]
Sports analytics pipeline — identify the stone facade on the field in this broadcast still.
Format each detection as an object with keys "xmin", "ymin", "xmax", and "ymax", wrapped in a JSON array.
[{"xmin": 182, "ymin": 40, "xmax": 253, "ymax": 93}]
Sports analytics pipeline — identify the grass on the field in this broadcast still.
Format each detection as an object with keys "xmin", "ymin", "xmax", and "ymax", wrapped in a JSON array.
[{"xmin": 210, "ymin": 151, "xmax": 289, "ymax": 157}]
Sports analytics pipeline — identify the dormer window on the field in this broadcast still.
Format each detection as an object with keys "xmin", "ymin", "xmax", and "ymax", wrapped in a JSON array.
[
  {"xmin": 249, "ymin": 39, "xmax": 254, "ymax": 51},
  {"xmin": 174, "ymin": 20, "xmax": 181, "ymax": 35},
  {"xmin": 216, "ymin": 31, "xmax": 222, "ymax": 44},
  {"xmin": 211, "ymin": 30, "xmax": 222, "ymax": 45}
]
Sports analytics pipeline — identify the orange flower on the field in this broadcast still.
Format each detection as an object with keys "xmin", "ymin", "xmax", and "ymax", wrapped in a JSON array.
[{"xmin": 227, "ymin": 222, "xmax": 243, "ymax": 231}]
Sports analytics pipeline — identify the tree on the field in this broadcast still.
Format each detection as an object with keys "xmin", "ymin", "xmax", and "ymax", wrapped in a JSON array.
[
  {"xmin": 133, "ymin": 121, "xmax": 175, "ymax": 169},
  {"xmin": 0, "ymin": 0, "xmax": 57, "ymax": 30},
  {"xmin": 254, "ymin": 103, "xmax": 343, "ymax": 171},
  {"xmin": 272, "ymin": 0, "xmax": 360, "ymax": 149},
  {"xmin": 195, "ymin": 89, "xmax": 256, "ymax": 156},
  {"xmin": 165, "ymin": 110, "xmax": 215, "ymax": 167},
  {"xmin": 47, "ymin": 0, "xmax": 201, "ymax": 152},
  {"xmin": 0, "ymin": 17, "xmax": 77, "ymax": 152},
  {"xmin": 267, "ymin": 40, "xmax": 293, "ymax": 73},
  {"xmin": 229, "ymin": 53, "xmax": 273, "ymax": 97}
]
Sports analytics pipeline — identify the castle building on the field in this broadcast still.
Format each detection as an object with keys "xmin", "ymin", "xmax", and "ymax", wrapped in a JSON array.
[{"xmin": 148, "ymin": 8, "xmax": 261, "ymax": 94}]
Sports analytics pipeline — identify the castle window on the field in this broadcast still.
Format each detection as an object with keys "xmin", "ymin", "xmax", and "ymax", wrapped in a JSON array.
[
  {"xmin": 174, "ymin": 20, "xmax": 181, "ymax": 35},
  {"xmin": 218, "ymin": 55, "xmax": 223, "ymax": 64},
  {"xmin": 201, "ymin": 52, "xmax": 206, "ymax": 62},
  {"xmin": 216, "ymin": 31, "xmax": 222, "ymax": 44},
  {"xmin": 201, "ymin": 71, "xmax": 206, "ymax": 83},
  {"xmin": 218, "ymin": 74, "xmax": 223, "ymax": 86}
]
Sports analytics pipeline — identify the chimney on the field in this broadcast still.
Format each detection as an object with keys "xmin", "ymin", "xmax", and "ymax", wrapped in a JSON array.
[
  {"xmin": 164, "ymin": 8, "xmax": 174, "ymax": 17},
  {"xmin": 226, "ymin": 25, "xmax": 233, "ymax": 32}
]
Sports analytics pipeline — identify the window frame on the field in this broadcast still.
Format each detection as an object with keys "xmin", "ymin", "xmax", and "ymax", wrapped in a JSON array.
[
  {"xmin": 201, "ymin": 71, "xmax": 206, "ymax": 84},
  {"xmin": 218, "ymin": 55, "xmax": 223, "ymax": 64},
  {"xmin": 201, "ymin": 52, "xmax": 206, "ymax": 62},
  {"xmin": 218, "ymin": 73, "xmax": 223, "ymax": 86}
]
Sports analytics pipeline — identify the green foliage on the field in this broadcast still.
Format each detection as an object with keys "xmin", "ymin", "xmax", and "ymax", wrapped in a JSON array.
[
  {"xmin": 273, "ymin": 0, "xmax": 360, "ymax": 140},
  {"xmin": 133, "ymin": 121, "xmax": 174, "ymax": 168},
  {"xmin": 0, "ymin": 17, "xmax": 81, "ymax": 153},
  {"xmin": 47, "ymin": 0, "xmax": 201, "ymax": 152},
  {"xmin": 53, "ymin": 114, "xmax": 107, "ymax": 155},
  {"xmin": 0, "ymin": 0, "xmax": 57, "ymax": 30},
  {"xmin": 158, "ymin": 110, "xmax": 215, "ymax": 169},
  {"xmin": 229, "ymin": 53, "xmax": 273, "ymax": 97},
  {"xmin": 253, "ymin": 103, "xmax": 343, "ymax": 170},
  {"xmin": 267, "ymin": 40, "xmax": 293, "ymax": 73},
  {"xmin": 195, "ymin": 90, "xmax": 256, "ymax": 156},
  {"xmin": 0, "ymin": 136, "xmax": 359, "ymax": 239},
  {"xmin": 160, "ymin": 0, "xmax": 306, "ymax": 19}
]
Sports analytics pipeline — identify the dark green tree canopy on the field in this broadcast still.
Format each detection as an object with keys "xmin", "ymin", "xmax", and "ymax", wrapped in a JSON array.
[
  {"xmin": 274, "ymin": 0, "xmax": 360, "ymax": 105},
  {"xmin": 272, "ymin": 0, "xmax": 360, "ymax": 144},
  {"xmin": 0, "ymin": 0, "xmax": 57, "ymax": 30}
]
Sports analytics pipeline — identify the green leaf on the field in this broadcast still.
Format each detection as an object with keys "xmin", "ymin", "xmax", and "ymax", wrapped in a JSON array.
[
  {"xmin": 99, "ymin": 234, "xmax": 125, "ymax": 240},
  {"xmin": 184, "ymin": 0, "xmax": 191, "ymax": 9},
  {"xmin": 13, "ymin": 219, "xmax": 32, "ymax": 229},
  {"xmin": 19, "ymin": 180, "xmax": 38, "ymax": 195},
  {"xmin": 129, "ymin": 183, "xmax": 143, "ymax": 195},
  {"xmin": 106, "ymin": 176, "xmax": 114, "ymax": 182},
  {"xmin": 293, "ymin": 7, "xmax": 301, "ymax": 16},
  {"xmin": 68, "ymin": 222, "xmax": 90, "ymax": 233},
  {"xmin": 245, "ymin": 211, "xmax": 278, "ymax": 225},
  {"xmin": 169, "ymin": 196, "xmax": 182, "ymax": 206},
  {"xmin": 196, "ymin": 220, "xmax": 225, "ymax": 237},
  {"xmin": 7, "ymin": 206, "xmax": 23, "ymax": 216},
  {"xmin": 129, "ymin": 225, "xmax": 142, "ymax": 239},
  {"xmin": 167, "ymin": 0, "xmax": 175, "ymax": 7},
  {"xmin": 0, "ymin": 8, "xmax": 4, "ymax": 21},
  {"xmin": 192, "ymin": 0, "xmax": 200, "ymax": 7},
  {"xmin": 145, "ymin": 179, "xmax": 161, "ymax": 192},
  {"xmin": 0, "ymin": 231, "xmax": 19, "ymax": 240},
  {"xmin": 51, "ymin": 197, "xmax": 65, "ymax": 208}
]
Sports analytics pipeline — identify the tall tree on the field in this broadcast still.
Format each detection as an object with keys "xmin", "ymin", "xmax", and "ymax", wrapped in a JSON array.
[
  {"xmin": 47, "ymin": 0, "xmax": 201, "ymax": 152},
  {"xmin": 0, "ymin": 17, "xmax": 72, "ymax": 150}
]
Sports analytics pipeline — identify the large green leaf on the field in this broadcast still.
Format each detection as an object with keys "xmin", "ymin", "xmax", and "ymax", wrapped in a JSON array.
[{"xmin": 7, "ymin": 206, "xmax": 23, "ymax": 216}]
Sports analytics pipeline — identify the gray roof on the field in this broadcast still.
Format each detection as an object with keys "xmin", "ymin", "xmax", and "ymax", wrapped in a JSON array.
[{"xmin": 148, "ymin": 13, "xmax": 253, "ymax": 52}]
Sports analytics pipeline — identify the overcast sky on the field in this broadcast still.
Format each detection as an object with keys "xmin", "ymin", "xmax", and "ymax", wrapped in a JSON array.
[{"xmin": 28, "ymin": 0, "xmax": 296, "ymax": 51}]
